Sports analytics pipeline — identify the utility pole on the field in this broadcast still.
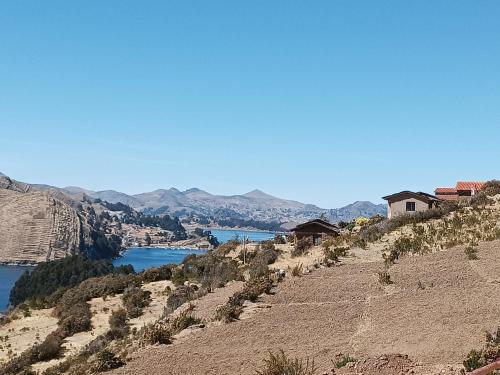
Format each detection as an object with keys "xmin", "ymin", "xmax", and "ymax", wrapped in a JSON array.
[{"xmin": 243, "ymin": 236, "xmax": 246, "ymax": 265}]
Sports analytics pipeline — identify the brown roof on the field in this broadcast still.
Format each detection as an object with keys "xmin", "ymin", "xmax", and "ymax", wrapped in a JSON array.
[
  {"xmin": 382, "ymin": 191, "xmax": 440, "ymax": 204},
  {"xmin": 290, "ymin": 219, "xmax": 340, "ymax": 233}
]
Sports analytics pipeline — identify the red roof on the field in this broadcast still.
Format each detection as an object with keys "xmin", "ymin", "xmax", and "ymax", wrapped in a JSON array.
[
  {"xmin": 455, "ymin": 181, "xmax": 485, "ymax": 191},
  {"xmin": 435, "ymin": 187, "xmax": 457, "ymax": 194}
]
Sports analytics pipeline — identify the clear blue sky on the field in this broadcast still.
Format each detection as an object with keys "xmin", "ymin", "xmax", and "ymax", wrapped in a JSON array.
[{"xmin": 1, "ymin": 1, "xmax": 499, "ymax": 208}]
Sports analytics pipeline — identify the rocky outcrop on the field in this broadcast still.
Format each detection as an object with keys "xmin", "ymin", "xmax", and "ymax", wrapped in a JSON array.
[{"xmin": 0, "ymin": 189, "xmax": 82, "ymax": 264}]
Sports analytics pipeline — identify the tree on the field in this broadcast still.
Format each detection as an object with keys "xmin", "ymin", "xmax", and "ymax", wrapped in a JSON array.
[{"xmin": 145, "ymin": 233, "xmax": 152, "ymax": 246}]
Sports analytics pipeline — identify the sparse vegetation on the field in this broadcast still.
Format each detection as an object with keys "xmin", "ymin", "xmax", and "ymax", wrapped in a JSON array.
[
  {"xmin": 122, "ymin": 286, "xmax": 152, "ymax": 318},
  {"xmin": 463, "ymin": 327, "xmax": 500, "ymax": 372},
  {"xmin": 169, "ymin": 310, "xmax": 202, "ymax": 334},
  {"xmin": 464, "ymin": 245, "xmax": 479, "ymax": 260},
  {"xmin": 291, "ymin": 263, "xmax": 303, "ymax": 277},
  {"xmin": 256, "ymin": 349, "xmax": 317, "ymax": 375},
  {"xmin": 90, "ymin": 350, "xmax": 125, "ymax": 373},
  {"xmin": 142, "ymin": 323, "xmax": 172, "ymax": 345},
  {"xmin": 216, "ymin": 276, "xmax": 273, "ymax": 323},
  {"xmin": 377, "ymin": 271, "xmax": 393, "ymax": 285},
  {"xmin": 291, "ymin": 237, "xmax": 313, "ymax": 257},
  {"xmin": 334, "ymin": 354, "xmax": 357, "ymax": 368}
]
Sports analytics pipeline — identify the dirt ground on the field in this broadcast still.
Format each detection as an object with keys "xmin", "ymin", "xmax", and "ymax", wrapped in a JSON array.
[{"xmin": 110, "ymin": 240, "xmax": 500, "ymax": 375}]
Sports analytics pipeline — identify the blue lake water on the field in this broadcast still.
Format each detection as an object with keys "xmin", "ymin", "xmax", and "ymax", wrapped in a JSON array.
[
  {"xmin": 0, "ymin": 229, "xmax": 279, "ymax": 313},
  {"xmin": 0, "ymin": 265, "xmax": 32, "ymax": 313},
  {"xmin": 210, "ymin": 229, "xmax": 279, "ymax": 243},
  {"xmin": 112, "ymin": 247, "xmax": 206, "ymax": 272}
]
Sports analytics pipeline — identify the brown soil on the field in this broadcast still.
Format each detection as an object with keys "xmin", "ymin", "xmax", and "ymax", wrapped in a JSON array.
[{"xmin": 110, "ymin": 240, "xmax": 500, "ymax": 375}]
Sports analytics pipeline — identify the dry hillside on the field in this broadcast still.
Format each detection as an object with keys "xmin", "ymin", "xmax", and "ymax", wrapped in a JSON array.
[
  {"xmin": 0, "ymin": 189, "xmax": 82, "ymax": 264},
  {"xmin": 2, "ymin": 190, "xmax": 500, "ymax": 375}
]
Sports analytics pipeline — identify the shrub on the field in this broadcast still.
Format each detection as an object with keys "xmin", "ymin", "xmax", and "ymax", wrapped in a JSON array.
[
  {"xmin": 140, "ymin": 265, "xmax": 173, "ymax": 283},
  {"xmin": 463, "ymin": 327, "xmax": 500, "ymax": 372},
  {"xmin": 335, "ymin": 355, "xmax": 357, "ymax": 368},
  {"xmin": 378, "ymin": 271, "xmax": 393, "ymax": 285},
  {"xmin": 256, "ymin": 349, "xmax": 317, "ymax": 375},
  {"xmin": 90, "ymin": 350, "xmax": 124, "ymax": 373},
  {"xmin": 216, "ymin": 276, "xmax": 273, "ymax": 323},
  {"xmin": 164, "ymin": 285, "xmax": 208, "ymax": 315},
  {"xmin": 291, "ymin": 264, "xmax": 303, "ymax": 277},
  {"xmin": 177, "ymin": 253, "xmax": 241, "ymax": 289},
  {"xmin": 57, "ymin": 302, "xmax": 92, "ymax": 336},
  {"xmin": 108, "ymin": 308, "xmax": 129, "ymax": 339},
  {"xmin": 465, "ymin": 245, "xmax": 479, "ymax": 260},
  {"xmin": 291, "ymin": 238, "xmax": 313, "ymax": 257},
  {"xmin": 248, "ymin": 257, "xmax": 270, "ymax": 279},
  {"xmin": 33, "ymin": 332, "xmax": 64, "ymax": 362},
  {"xmin": 122, "ymin": 286, "xmax": 151, "ymax": 318},
  {"xmin": 215, "ymin": 304, "xmax": 243, "ymax": 323},
  {"xmin": 142, "ymin": 323, "xmax": 171, "ymax": 345},
  {"xmin": 169, "ymin": 310, "xmax": 201, "ymax": 334},
  {"xmin": 274, "ymin": 235, "xmax": 286, "ymax": 244}
]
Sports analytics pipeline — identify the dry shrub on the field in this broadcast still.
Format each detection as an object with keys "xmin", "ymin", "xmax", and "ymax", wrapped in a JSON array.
[
  {"xmin": 140, "ymin": 265, "xmax": 172, "ymax": 283},
  {"xmin": 464, "ymin": 245, "xmax": 479, "ymax": 260},
  {"xmin": 122, "ymin": 286, "xmax": 151, "ymax": 318},
  {"xmin": 377, "ymin": 271, "xmax": 393, "ymax": 285},
  {"xmin": 463, "ymin": 327, "xmax": 500, "ymax": 372},
  {"xmin": 142, "ymin": 323, "xmax": 171, "ymax": 345},
  {"xmin": 108, "ymin": 308, "xmax": 129, "ymax": 339},
  {"xmin": 291, "ymin": 264, "xmax": 303, "ymax": 277},
  {"xmin": 169, "ymin": 310, "xmax": 202, "ymax": 334},
  {"xmin": 291, "ymin": 237, "xmax": 313, "ymax": 257},
  {"xmin": 90, "ymin": 350, "xmax": 124, "ymax": 373},
  {"xmin": 256, "ymin": 349, "xmax": 317, "ymax": 375},
  {"xmin": 216, "ymin": 276, "xmax": 273, "ymax": 323}
]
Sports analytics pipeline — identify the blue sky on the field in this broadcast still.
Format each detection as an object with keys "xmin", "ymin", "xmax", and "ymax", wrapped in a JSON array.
[{"xmin": 0, "ymin": 1, "xmax": 499, "ymax": 208}]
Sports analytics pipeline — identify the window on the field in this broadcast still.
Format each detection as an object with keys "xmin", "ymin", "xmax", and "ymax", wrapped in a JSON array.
[{"xmin": 406, "ymin": 201, "xmax": 416, "ymax": 211}]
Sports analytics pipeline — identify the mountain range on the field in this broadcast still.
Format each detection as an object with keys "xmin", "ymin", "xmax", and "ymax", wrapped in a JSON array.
[
  {"xmin": 0, "ymin": 172, "xmax": 386, "ymax": 225},
  {"xmin": 62, "ymin": 186, "xmax": 385, "ymax": 225}
]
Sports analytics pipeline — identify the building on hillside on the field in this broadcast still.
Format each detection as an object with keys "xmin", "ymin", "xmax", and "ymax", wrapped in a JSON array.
[
  {"xmin": 382, "ymin": 191, "xmax": 440, "ymax": 219},
  {"xmin": 290, "ymin": 219, "xmax": 340, "ymax": 245},
  {"xmin": 435, "ymin": 181, "xmax": 485, "ymax": 201}
]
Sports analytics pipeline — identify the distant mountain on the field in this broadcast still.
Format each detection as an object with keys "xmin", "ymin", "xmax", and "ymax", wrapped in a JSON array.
[
  {"xmin": 86, "ymin": 186, "xmax": 386, "ymax": 224},
  {"xmin": 0, "ymin": 172, "xmax": 386, "ymax": 226}
]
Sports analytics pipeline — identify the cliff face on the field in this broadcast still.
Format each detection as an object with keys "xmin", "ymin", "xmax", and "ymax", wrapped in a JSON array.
[{"xmin": 0, "ymin": 189, "xmax": 82, "ymax": 264}]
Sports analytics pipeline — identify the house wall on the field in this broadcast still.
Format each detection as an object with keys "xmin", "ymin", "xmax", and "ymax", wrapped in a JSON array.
[{"xmin": 388, "ymin": 198, "xmax": 429, "ymax": 219}]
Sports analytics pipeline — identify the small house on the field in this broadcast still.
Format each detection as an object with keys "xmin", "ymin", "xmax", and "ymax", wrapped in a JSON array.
[
  {"xmin": 382, "ymin": 191, "xmax": 440, "ymax": 219},
  {"xmin": 290, "ymin": 219, "xmax": 340, "ymax": 245},
  {"xmin": 435, "ymin": 181, "xmax": 484, "ymax": 201}
]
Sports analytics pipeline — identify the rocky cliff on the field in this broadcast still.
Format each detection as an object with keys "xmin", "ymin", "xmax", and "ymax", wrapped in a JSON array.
[{"xmin": 0, "ymin": 175, "xmax": 121, "ymax": 264}]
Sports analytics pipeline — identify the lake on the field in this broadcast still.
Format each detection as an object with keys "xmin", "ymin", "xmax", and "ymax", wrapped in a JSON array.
[
  {"xmin": 112, "ymin": 247, "xmax": 206, "ymax": 272},
  {"xmin": 0, "ymin": 229, "xmax": 280, "ymax": 312},
  {"xmin": 210, "ymin": 229, "xmax": 279, "ymax": 243},
  {"xmin": 0, "ymin": 265, "xmax": 32, "ymax": 313}
]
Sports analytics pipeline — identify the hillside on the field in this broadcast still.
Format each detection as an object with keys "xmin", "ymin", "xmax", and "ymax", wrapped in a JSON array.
[
  {"xmin": 1, "ymin": 188, "xmax": 499, "ymax": 374},
  {"xmin": 0, "ymin": 175, "xmax": 122, "ymax": 264}
]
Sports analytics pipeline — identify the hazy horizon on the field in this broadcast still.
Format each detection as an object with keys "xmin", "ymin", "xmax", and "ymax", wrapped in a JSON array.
[{"xmin": 1, "ymin": 2, "xmax": 499, "ymax": 207}]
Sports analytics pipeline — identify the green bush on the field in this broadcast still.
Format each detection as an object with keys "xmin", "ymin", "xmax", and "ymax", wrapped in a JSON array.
[
  {"xmin": 463, "ymin": 327, "xmax": 500, "ymax": 372},
  {"xmin": 256, "ymin": 349, "xmax": 317, "ymax": 375},
  {"xmin": 9, "ymin": 255, "xmax": 123, "ymax": 306}
]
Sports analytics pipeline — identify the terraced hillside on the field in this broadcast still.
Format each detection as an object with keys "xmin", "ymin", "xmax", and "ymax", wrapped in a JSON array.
[{"xmin": 0, "ymin": 189, "xmax": 82, "ymax": 264}]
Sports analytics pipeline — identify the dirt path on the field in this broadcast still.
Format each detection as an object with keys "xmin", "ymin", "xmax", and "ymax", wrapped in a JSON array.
[{"xmin": 110, "ymin": 241, "xmax": 500, "ymax": 375}]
